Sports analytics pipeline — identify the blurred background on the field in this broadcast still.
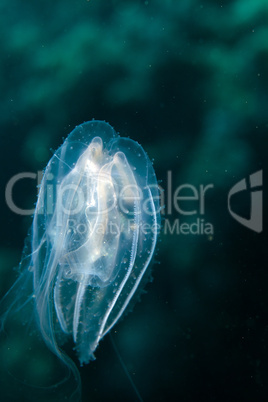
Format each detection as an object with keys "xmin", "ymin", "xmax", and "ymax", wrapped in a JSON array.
[{"xmin": 0, "ymin": 0, "xmax": 267, "ymax": 401}]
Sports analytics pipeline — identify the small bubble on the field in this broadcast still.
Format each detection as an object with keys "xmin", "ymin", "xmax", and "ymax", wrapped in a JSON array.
[{"xmin": 47, "ymin": 173, "xmax": 54, "ymax": 180}]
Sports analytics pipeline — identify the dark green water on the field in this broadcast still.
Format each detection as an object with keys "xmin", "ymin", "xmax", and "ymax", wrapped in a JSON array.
[{"xmin": 0, "ymin": 1, "xmax": 267, "ymax": 401}]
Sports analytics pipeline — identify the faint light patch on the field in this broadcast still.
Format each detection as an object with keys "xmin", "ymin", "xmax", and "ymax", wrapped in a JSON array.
[{"xmin": 22, "ymin": 128, "xmax": 51, "ymax": 166}]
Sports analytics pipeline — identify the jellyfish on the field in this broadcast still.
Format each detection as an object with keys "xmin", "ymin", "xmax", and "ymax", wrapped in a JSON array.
[{"xmin": 0, "ymin": 120, "xmax": 160, "ymax": 400}]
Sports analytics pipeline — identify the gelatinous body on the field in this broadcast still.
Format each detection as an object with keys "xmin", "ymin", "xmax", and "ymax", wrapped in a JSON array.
[{"xmin": 28, "ymin": 120, "xmax": 160, "ymax": 366}]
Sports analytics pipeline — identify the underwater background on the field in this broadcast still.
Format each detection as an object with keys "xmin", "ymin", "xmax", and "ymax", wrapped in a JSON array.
[{"xmin": 0, "ymin": 0, "xmax": 267, "ymax": 401}]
